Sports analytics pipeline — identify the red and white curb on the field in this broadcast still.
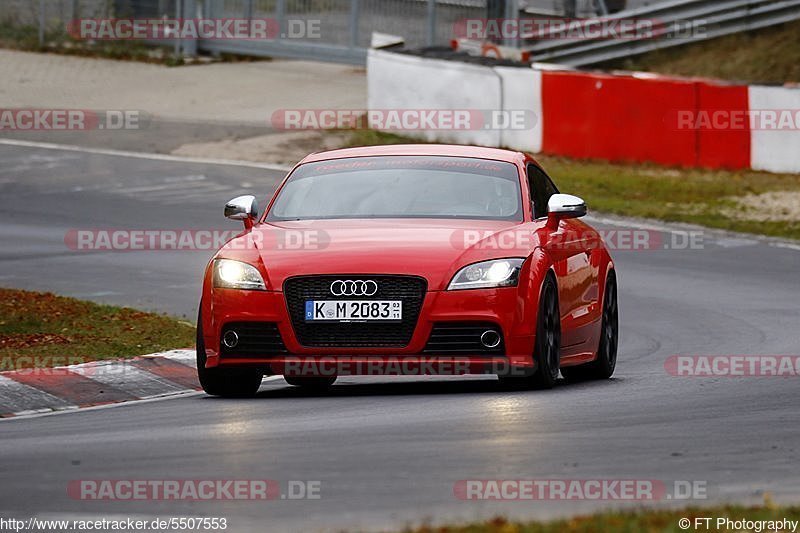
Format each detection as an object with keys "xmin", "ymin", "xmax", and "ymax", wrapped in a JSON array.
[{"xmin": 0, "ymin": 349, "xmax": 201, "ymax": 419}]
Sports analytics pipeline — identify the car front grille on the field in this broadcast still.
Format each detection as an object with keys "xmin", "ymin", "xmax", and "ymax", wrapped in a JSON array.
[
  {"xmin": 219, "ymin": 322, "xmax": 288, "ymax": 358},
  {"xmin": 283, "ymin": 275, "xmax": 427, "ymax": 347},
  {"xmin": 422, "ymin": 322, "xmax": 505, "ymax": 355}
]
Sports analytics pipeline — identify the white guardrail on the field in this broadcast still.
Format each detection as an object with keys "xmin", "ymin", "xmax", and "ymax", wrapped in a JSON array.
[{"xmin": 523, "ymin": 0, "xmax": 800, "ymax": 66}]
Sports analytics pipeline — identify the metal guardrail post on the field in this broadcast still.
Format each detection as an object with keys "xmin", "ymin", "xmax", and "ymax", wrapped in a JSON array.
[
  {"xmin": 182, "ymin": 0, "xmax": 198, "ymax": 57},
  {"xmin": 276, "ymin": 0, "xmax": 287, "ymax": 40},
  {"xmin": 427, "ymin": 0, "xmax": 437, "ymax": 46},
  {"xmin": 174, "ymin": 0, "xmax": 182, "ymax": 57},
  {"xmin": 350, "ymin": 0, "xmax": 361, "ymax": 49},
  {"xmin": 245, "ymin": 0, "xmax": 254, "ymax": 21},
  {"xmin": 563, "ymin": 0, "xmax": 576, "ymax": 18},
  {"xmin": 38, "ymin": 0, "xmax": 45, "ymax": 46},
  {"xmin": 504, "ymin": 0, "xmax": 519, "ymax": 48},
  {"xmin": 243, "ymin": 0, "xmax": 253, "ymax": 53}
]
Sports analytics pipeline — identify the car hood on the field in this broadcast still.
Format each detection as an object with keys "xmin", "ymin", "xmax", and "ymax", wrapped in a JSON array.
[{"xmin": 221, "ymin": 218, "xmax": 535, "ymax": 291}]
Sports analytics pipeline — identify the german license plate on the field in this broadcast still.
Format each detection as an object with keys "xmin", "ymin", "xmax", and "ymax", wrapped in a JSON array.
[{"xmin": 305, "ymin": 300, "xmax": 402, "ymax": 321}]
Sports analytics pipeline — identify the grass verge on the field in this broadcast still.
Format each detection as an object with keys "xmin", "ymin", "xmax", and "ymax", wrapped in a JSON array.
[
  {"xmin": 601, "ymin": 19, "xmax": 800, "ymax": 84},
  {"xmin": 405, "ymin": 504, "xmax": 800, "ymax": 532},
  {"xmin": 0, "ymin": 288, "xmax": 195, "ymax": 370},
  {"xmin": 0, "ymin": 23, "xmax": 271, "ymax": 66},
  {"xmin": 0, "ymin": 22, "xmax": 185, "ymax": 65},
  {"xmin": 344, "ymin": 129, "xmax": 800, "ymax": 240}
]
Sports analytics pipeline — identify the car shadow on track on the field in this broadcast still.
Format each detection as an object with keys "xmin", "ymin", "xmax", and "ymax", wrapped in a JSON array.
[{"xmin": 204, "ymin": 376, "xmax": 624, "ymax": 400}]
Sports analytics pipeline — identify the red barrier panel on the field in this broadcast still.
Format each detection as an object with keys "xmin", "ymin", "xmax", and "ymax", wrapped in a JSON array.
[
  {"xmin": 542, "ymin": 71, "xmax": 698, "ymax": 166},
  {"xmin": 695, "ymin": 82, "xmax": 750, "ymax": 169},
  {"xmin": 541, "ymin": 70, "xmax": 752, "ymax": 169}
]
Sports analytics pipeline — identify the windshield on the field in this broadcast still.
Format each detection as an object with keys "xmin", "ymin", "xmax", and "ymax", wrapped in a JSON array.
[{"xmin": 266, "ymin": 156, "xmax": 522, "ymax": 221}]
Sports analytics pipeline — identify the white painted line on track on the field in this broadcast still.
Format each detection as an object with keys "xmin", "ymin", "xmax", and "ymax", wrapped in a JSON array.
[
  {"xmin": 156, "ymin": 349, "xmax": 198, "ymax": 365},
  {"xmin": 0, "ymin": 376, "xmax": 286, "ymax": 422},
  {"xmin": 769, "ymin": 242, "xmax": 800, "ymax": 252},
  {"xmin": 586, "ymin": 214, "xmax": 696, "ymax": 234},
  {"xmin": 586, "ymin": 214, "xmax": 800, "ymax": 252},
  {"xmin": 0, "ymin": 138, "xmax": 292, "ymax": 172},
  {"xmin": 2, "ymin": 390, "xmax": 204, "ymax": 422}
]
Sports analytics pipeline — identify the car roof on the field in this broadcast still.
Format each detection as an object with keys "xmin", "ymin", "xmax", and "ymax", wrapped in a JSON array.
[{"xmin": 298, "ymin": 144, "xmax": 528, "ymax": 165}]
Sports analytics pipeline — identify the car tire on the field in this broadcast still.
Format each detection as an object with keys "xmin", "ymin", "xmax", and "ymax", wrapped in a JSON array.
[
  {"xmin": 561, "ymin": 270, "xmax": 618, "ymax": 382},
  {"xmin": 284, "ymin": 376, "xmax": 337, "ymax": 389},
  {"xmin": 196, "ymin": 307, "xmax": 263, "ymax": 397},
  {"xmin": 500, "ymin": 273, "xmax": 561, "ymax": 390}
]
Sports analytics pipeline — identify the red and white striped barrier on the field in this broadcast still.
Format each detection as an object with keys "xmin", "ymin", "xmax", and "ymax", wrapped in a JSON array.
[{"xmin": 368, "ymin": 50, "xmax": 800, "ymax": 174}]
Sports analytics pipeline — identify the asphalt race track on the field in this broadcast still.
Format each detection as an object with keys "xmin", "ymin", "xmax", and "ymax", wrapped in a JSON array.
[{"xmin": 1, "ymin": 142, "xmax": 799, "ymax": 531}]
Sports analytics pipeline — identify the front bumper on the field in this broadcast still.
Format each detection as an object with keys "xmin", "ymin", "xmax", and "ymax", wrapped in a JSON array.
[{"xmin": 202, "ymin": 286, "xmax": 538, "ymax": 375}]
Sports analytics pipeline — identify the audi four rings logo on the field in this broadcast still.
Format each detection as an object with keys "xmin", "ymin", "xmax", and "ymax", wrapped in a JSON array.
[{"xmin": 330, "ymin": 280, "xmax": 378, "ymax": 296}]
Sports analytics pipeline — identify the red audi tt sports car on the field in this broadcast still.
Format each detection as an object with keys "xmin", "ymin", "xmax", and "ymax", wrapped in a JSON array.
[{"xmin": 197, "ymin": 144, "xmax": 618, "ymax": 396}]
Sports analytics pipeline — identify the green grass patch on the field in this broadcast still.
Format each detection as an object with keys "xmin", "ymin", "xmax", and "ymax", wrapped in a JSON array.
[
  {"xmin": 601, "ymin": 19, "xmax": 800, "ymax": 84},
  {"xmin": 0, "ymin": 288, "xmax": 195, "ymax": 370},
  {"xmin": 404, "ymin": 504, "xmax": 800, "ymax": 532},
  {"xmin": 0, "ymin": 21, "xmax": 184, "ymax": 65},
  {"xmin": 0, "ymin": 22, "xmax": 42, "ymax": 50},
  {"xmin": 536, "ymin": 155, "xmax": 800, "ymax": 240},
  {"xmin": 340, "ymin": 129, "xmax": 800, "ymax": 240},
  {"xmin": 342, "ymin": 129, "xmax": 424, "ymax": 148}
]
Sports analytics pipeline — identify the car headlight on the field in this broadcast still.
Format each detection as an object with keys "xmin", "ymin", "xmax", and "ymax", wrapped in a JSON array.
[
  {"xmin": 447, "ymin": 258, "xmax": 525, "ymax": 290},
  {"xmin": 213, "ymin": 259, "xmax": 266, "ymax": 290}
]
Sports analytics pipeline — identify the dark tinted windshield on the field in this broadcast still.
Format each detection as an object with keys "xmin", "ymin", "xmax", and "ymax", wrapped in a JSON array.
[{"xmin": 266, "ymin": 156, "xmax": 522, "ymax": 221}]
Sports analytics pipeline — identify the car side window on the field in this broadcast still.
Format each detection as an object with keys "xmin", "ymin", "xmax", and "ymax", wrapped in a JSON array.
[{"xmin": 527, "ymin": 163, "xmax": 559, "ymax": 219}]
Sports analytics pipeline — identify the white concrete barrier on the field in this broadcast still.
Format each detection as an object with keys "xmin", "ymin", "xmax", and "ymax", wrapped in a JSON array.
[
  {"xmin": 495, "ymin": 66, "xmax": 543, "ymax": 153},
  {"xmin": 368, "ymin": 50, "xmax": 503, "ymax": 148},
  {"xmin": 749, "ymin": 85, "xmax": 800, "ymax": 174}
]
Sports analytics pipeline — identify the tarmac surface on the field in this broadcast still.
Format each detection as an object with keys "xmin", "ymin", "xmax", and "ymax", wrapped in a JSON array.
[{"xmin": 1, "ymin": 140, "xmax": 798, "ymax": 531}]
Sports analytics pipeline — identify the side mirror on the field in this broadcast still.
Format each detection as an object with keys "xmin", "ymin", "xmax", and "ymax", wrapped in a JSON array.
[
  {"xmin": 225, "ymin": 195, "xmax": 259, "ymax": 229},
  {"xmin": 547, "ymin": 193, "xmax": 587, "ymax": 225}
]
